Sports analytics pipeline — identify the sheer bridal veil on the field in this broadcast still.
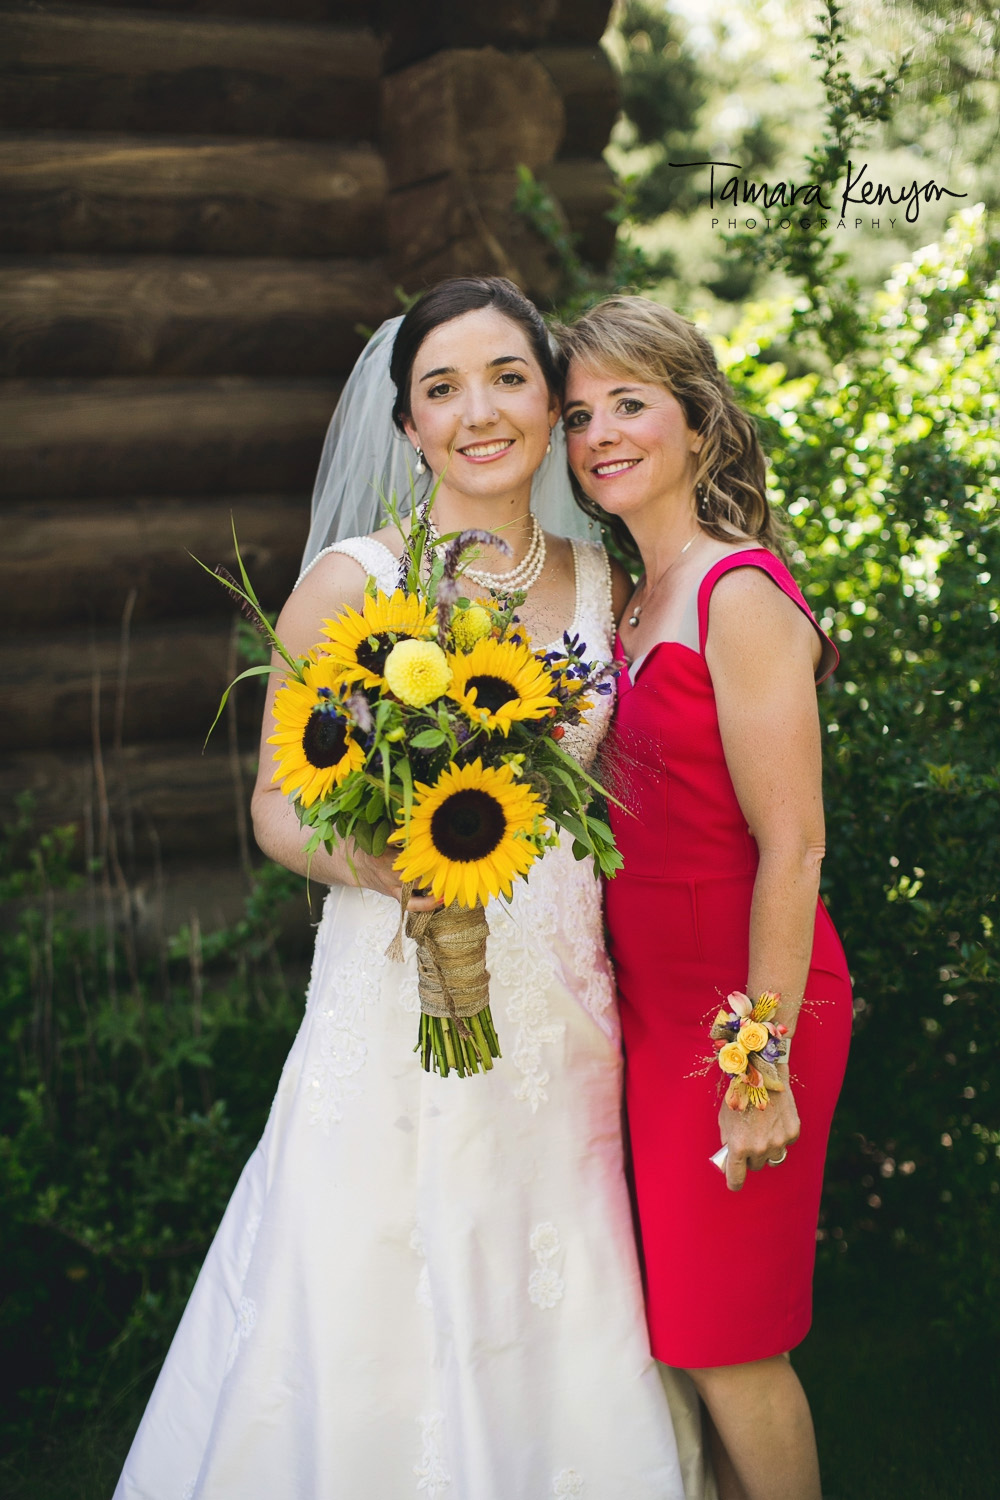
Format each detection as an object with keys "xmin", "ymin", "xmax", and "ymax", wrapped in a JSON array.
[{"xmin": 300, "ymin": 315, "xmax": 591, "ymax": 574}]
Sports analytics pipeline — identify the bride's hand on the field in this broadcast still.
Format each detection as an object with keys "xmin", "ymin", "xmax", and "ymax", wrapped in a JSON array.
[
  {"xmin": 343, "ymin": 845, "xmax": 440, "ymax": 912},
  {"xmin": 720, "ymin": 1072, "xmax": 801, "ymax": 1192}
]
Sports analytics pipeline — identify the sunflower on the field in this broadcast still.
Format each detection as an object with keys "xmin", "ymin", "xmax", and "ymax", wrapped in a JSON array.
[
  {"xmin": 391, "ymin": 758, "xmax": 546, "ymax": 908},
  {"xmin": 268, "ymin": 655, "xmax": 366, "ymax": 806},
  {"xmin": 321, "ymin": 589, "xmax": 434, "ymax": 689},
  {"xmin": 447, "ymin": 636, "xmax": 559, "ymax": 735}
]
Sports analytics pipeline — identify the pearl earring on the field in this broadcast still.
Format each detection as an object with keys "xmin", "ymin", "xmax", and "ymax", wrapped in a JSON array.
[
  {"xmin": 414, "ymin": 448, "xmax": 426, "ymax": 476},
  {"xmin": 546, "ymin": 439, "xmax": 552, "ymax": 457}
]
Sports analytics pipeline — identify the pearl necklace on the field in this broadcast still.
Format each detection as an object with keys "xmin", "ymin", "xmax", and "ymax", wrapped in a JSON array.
[
  {"xmin": 627, "ymin": 535, "xmax": 696, "ymax": 627},
  {"xmin": 427, "ymin": 513, "xmax": 547, "ymax": 595}
]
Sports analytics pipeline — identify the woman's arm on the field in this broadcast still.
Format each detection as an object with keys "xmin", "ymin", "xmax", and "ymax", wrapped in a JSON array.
[
  {"xmin": 249, "ymin": 551, "xmax": 437, "ymax": 910},
  {"xmin": 705, "ymin": 567, "xmax": 826, "ymax": 1190}
]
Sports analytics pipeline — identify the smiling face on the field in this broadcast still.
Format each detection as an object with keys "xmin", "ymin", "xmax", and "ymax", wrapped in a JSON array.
[
  {"xmin": 402, "ymin": 307, "xmax": 557, "ymax": 504},
  {"xmin": 562, "ymin": 361, "xmax": 703, "ymax": 520}
]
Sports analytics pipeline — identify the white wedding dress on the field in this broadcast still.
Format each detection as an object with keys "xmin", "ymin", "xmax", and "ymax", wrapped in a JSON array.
[{"xmin": 114, "ymin": 537, "xmax": 689, "ymax": 1500}]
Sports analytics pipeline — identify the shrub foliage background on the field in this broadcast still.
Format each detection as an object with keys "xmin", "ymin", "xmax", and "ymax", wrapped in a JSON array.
[{"xmin": 721, "ymin": 206, "xmax": 1000, "ymax": 1308}]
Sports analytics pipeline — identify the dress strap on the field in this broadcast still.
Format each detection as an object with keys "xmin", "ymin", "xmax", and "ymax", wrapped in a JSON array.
[
  {"xmin": 696, "ymin": 548, "xmax": 839, "ymax": 683},
  {"xmin": 295, "ymin": 535, "xmax": 401, "ymax": 594}
]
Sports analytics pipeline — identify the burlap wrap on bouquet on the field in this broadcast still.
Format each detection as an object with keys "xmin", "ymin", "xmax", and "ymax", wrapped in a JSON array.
[{"xmin": 386, "ymin": 890, "xmax": 490, "ymax": 1033}]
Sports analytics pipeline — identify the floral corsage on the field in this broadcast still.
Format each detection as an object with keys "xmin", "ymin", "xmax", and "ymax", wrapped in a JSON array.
[{"xmin": 710, "ymin": 991, "xmax": 789, "ymax": 1111}]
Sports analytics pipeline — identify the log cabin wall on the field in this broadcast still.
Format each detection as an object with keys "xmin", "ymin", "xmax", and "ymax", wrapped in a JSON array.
[{"xmin": 0, "ymin": 0, "xmax": 618, "ymax": 932}]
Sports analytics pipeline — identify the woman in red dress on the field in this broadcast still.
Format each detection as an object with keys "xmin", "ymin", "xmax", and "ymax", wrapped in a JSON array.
[{"xmin": 560, "ymin": 298, "xmax": 853, "ymax": 1500}]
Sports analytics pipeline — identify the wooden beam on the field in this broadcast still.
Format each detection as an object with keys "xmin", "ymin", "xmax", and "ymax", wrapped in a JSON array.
[
  {"xmin": 0, "ymin": 739, "xmax": 258, "ymax": 860},
  {"xmin": 0, "ymin": 377, "xmax": 340, "ymax": 498},
  {"xmin": 381, "ymin": 0, "xmax": 614, "ymax": 66},
  {"xmin": 537, "ymin": 157, "xmax": 618, "ymax": 266},
  {"xmin": 0, "ymin": 494, "xmax": 308, "ymax": 626},
  {"xmin": 3, "ymin": 618, "xmax": 266, "ymax": 752},
  {"xmin": 0, "ymin": 255, "xmax": 397, "ymax": 377},
  {"xmin": 0, "ymin": 135, "xmax": 386, "ymax": 256},
  {"xmin": 388, "ymin": 158, "xmax": 618, "ymax": 294},
  {"xmin": 382, "ymin": 48, "xmax": 564, "ymax": 188},
  {"xmin": 0, "ymin": 4, "xmax": 381, "ymax": 139},
  {"xmin": 68, "ymin": 2, "xmax": 371, "ymax": 20},
  {"xmin": 535, "ymin": 45, "xmax": 620, "ymax": 159}
]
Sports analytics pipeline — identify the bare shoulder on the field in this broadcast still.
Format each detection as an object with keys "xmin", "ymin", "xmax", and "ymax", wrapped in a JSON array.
[
  {"xmin": 275, "ymin": 550, "xmax": 370, "ymax": 657},
  {"xmin": 708, "ymin": 555, "xmax": 818, "ymax": 668}
]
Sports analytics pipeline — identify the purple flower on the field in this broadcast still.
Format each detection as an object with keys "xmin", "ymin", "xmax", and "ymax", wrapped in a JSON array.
[
  {"xmin": 443, "ymin": 528, "xmax": 510, "ymax": 580},
  {"xmin": 346, "ymin": 691, "xmax": 373, "ymax": 734}
]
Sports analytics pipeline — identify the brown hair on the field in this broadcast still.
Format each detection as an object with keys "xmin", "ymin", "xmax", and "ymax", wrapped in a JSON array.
[{"xmin": 557, "ymin": 296, "xmax": 786, "ymax": 567}]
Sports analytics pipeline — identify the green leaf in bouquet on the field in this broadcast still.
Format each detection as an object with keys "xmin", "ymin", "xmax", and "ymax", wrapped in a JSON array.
[
  {"xmin": 410, "ymin": 729, "xmax": 447, "ymax": 749},
  {"xmin": 201, "ymin": 662, "xmax": 288, "ymax": 748},
  {"xmin": 337, "ymin": 778, "xmax": 366, "ymax": 811},
  {"xmin": 352, "ymin": 818, "xmax": 375, "ymax": 855},
  {"xmin": 370, "ymin": 821, "xmax": 391, "ymax": 858},
  {"xmin": 364, "ymin": 789, "xmax": 386, "ymax": 824},
  {"xmin": 396, "ymin": 756, "xmax": 414, "ymax": 823}
]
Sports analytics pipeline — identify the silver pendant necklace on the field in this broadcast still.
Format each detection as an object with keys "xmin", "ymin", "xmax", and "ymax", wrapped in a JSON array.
[{"xmin": 627, "ymin": 535, "xmax": 696, "ymax": 628}]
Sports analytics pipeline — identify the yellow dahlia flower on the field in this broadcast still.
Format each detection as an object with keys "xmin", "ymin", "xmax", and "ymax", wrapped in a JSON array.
[
  {"xmin": 383, "ymin": 639, "xmax": 451, "ymax": 707},
  {"xmin": 447, "ymin": 636, "xmax": 558, "ymax": 735},
  {"xmin": 321, "ymin": 589, "xmax": 434, "ymax": 689},
  {"xmin": 450, "ymin": 604, "xmax": 493, "ymax": 652},
  {"xmin": 268, "ymin": 656, "xmax": 366, "ymax": 807},
  {"xmin": 391, "ymin": 758, "xmax": 546, "ymax": 908}
]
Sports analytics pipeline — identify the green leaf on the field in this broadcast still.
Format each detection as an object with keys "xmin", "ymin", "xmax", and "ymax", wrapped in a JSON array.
[
  {"xmin": 203, "ymin": 663, "xmax": 288, "ymax": 747},
  {"xmin": 410, "ymin": 729, "xmax": 447, "ymax": 749}
]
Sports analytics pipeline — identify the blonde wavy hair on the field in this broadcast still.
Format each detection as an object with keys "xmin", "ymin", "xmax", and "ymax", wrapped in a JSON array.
[{"xmin": 557, "ymin": 296, "xmax": 785, "ymax": 567}]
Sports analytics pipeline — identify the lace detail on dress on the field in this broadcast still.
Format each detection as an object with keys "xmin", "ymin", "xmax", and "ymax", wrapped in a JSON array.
[
  {"xmin": 305, "ymin": 907, "xmax": 390, "ymax": 1131},
  {"xmin": 556, "ymin": 851, "xmax": 618, "ymax": 1041},
  {"xmin": 553, "ymin": 1470, "xmax": 586, "ymax": 1497},
  {"xmin": 409, "ymin": 1225, "xmax": 433, "ymax": 1309},
  {"xmin": 224, "ymin": 1295, "xmax": 257, "ymax": 1375},
  {"xmin": 490, "ymin": 881, "xmax": 564, "ymax": 1111},
  {"xmin": 529, "ymin": 1221, "xmax": 566, "ymax": 1309},
  {"xmin": 557, "ymin": 541, "xmax": 615, "ymax": 771},
  {"xmin": 414, "ymin": 1412, "xmax": 451, "ymax": 1496},
  {"xmin": 295, "ymin": 535, "xmax": 400, "ymax": 594}
]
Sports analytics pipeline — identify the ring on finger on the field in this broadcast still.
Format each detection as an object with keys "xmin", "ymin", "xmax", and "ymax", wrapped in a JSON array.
[{"xmin": 767, "ymin": 1148, "xmax": 789, "ymax": 1167}]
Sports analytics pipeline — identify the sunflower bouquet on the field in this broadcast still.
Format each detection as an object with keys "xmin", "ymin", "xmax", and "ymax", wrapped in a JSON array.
[{"xmin": 204, "ymin": 503, "xmax": 621, "ymax": 1079}]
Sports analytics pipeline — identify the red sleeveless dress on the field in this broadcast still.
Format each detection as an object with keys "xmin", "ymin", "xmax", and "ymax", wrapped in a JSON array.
[{"xmin": 605, "ymin": 549, "xmax": 853, "ymax": 1369}]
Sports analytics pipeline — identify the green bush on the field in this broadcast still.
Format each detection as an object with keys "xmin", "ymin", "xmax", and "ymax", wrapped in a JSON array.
[
  {"xmin": 0, "ymin": 799, "xmax": 304, "ymax": 1441},
  {"xmin": 719, "ymin": 204, "xmax": 999, "ymax": 1313}
]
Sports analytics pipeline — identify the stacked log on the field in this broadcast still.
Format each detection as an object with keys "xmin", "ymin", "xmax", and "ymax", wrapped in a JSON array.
[
  {"xmin": 0, "ymin": 0, "xmax": 619, "ymax": 914},
  {"xmin": 382, "ymin": 5, "xmax": 619, "ymax": 296}
]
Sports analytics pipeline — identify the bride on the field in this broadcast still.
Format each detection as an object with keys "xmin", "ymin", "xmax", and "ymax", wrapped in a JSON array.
[{"xmin": 113, "ymin": 276, "xmax": 697, "ymax": 1499}]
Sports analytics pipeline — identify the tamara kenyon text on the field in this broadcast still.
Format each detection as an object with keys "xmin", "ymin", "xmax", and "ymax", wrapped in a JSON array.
[{"xmin": 671, "ymin": 160, "xmax": 967, "ymax": 225}]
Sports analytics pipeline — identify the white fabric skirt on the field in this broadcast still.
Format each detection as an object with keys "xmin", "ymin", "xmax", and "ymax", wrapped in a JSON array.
[{"xmin": 114, "ymin": 845, "xmax": 687, "ymax": 1499}]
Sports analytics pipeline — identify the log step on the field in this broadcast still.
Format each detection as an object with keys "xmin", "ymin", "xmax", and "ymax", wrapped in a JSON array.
[
  {"xmin": 0, "ymin": 738, "xmax": 258, "ymax": 861},
  {"xmin": 0, "ymin": 494, "xmax": 308, "ymax": 626},
  {"xmin": 0, "ymin": 255, "xmax": 397, "ymax": 377},
  {"xmin": 0, "ymin": 376, "xmax": 340, "ymax": 498},
  {"xmin": 0, "ymin": 134, "xmax": 386, "ymax": 256},
  {"xmin": 0, "ymin": 3, "xmax": 381, "ymax": 140},
  {"xmin": 3, "ymin": 617, "xmax": 271, "ymax": 752}
]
